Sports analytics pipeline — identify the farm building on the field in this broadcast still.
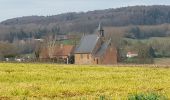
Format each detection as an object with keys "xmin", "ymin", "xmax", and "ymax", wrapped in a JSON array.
[
  {"xmin": 126, "ymin": 51, "xmax": 138, "ymax": 58},
  {"xmin": 74, "ymin": 23, "xmax": 117, "ymax": 65},
  {"xmin": 39, "ymin": 44, "xmax": 75, "ymax": 64}
]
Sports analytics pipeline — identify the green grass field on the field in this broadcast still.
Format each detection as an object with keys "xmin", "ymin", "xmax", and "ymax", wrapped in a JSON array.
[{"xmin": 0, "ymin": 63, "xmax": 169, "ymax": 99}]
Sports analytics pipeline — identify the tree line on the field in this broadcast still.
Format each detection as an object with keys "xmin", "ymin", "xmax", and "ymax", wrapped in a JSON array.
[{"xmin": 1, "ymin": 5, "xmax": 170, "ymax": 41}]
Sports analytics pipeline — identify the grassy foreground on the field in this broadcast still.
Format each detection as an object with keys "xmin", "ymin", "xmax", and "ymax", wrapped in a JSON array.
[{"xmin": 0, "ymin": 63, "xmax": 169, "ymax": 99}]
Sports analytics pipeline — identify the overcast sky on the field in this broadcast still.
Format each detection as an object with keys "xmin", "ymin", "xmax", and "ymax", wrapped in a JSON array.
[{"xmin": 0, "ymin": 0, "xmax": 170, "ymax": 22}]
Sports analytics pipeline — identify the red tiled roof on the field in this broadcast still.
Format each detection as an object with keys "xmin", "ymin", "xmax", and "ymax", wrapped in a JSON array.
[
  {"xmin": 39, "ymin": 45, "xmax": 74, "ymax": 59},
  {"xmin": 53, "ymin": 45, "xmax": 74, "ymax": 56}
]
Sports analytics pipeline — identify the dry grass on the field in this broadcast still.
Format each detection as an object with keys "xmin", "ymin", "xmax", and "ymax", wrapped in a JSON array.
[{"xmin": 154, "ymin": 58, "xmax": 170, "ymax": 65}]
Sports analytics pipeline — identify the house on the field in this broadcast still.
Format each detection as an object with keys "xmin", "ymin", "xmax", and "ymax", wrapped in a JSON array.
[
  {"xmin": 39, "ymin": 44, "xmax": 75, "ymax": 64},
  {"xmin": 126, "ymin": 52, "xmax": 138, "ymax": 58},
  {"xmin": 74, "ymin": 23, "xmax": 117, "ymax": 65},
  {"xmin": 52, "ymin": 44, "xmax": 75, "ymax": 64}
]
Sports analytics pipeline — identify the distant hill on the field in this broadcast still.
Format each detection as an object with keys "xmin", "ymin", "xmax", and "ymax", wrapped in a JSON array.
[
  {"xmin": 1, "ymin": 5, "xmax": 170, "ymax": 41},
  {"xmin": 2, "ymin": 5, "xmax": 170, "ymax": 26}
]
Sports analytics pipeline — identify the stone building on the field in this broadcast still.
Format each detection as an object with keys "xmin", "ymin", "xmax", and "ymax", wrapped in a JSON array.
[{"xmin": 74, "ymin": 24, "xmax": 117, "ymax": 64}]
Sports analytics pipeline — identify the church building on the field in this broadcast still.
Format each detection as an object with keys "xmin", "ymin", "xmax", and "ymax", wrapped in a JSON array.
[{"xmin": 74, "ymin": 23, "xmax": 117, "ymax": 64}]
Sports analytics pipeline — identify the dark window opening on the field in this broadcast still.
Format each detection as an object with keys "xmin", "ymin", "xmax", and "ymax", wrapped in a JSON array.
[{"xmin": 96, "ymin": 59, "xmax": 99, "ymax": 64}]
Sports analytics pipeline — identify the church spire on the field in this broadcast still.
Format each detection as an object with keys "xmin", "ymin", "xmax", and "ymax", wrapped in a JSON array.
[{"xmin": 98, "ymin": 23, "xmax": 104, "ymax": 37}]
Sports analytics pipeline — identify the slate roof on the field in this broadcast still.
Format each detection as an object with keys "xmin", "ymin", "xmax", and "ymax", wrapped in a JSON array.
[
  {"xmin": 75, "ymin": 34, "xmax": 99, "ymax": 53},
  {"xmin": 95, "ymin": 39, "xmax": 111, "ymax": 57}
]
